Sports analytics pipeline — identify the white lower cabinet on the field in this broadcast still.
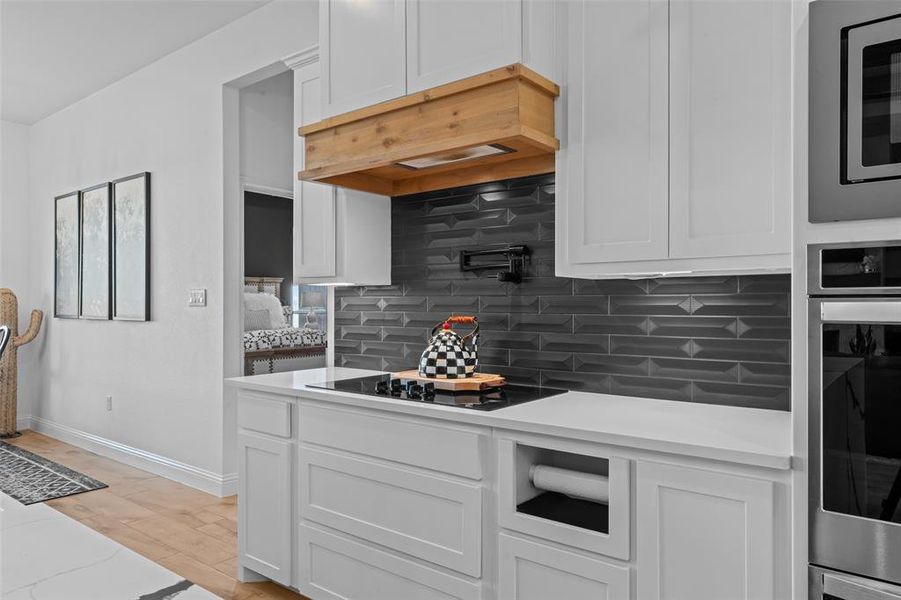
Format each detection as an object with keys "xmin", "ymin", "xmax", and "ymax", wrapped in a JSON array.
[
  {"xmin": 237, "ymin": 432, "xmax": 293, "ymax": 586},
  {"xmin": 298, "ymin": 524, "xmax": 481, "ymax": 600},
  {"xmin": 636, "ymin": 460, "xmax": 777, "ymax": 600},
  {"xmin": 498, "ymin": 533, "xmax": 630, "ymax": 600}
]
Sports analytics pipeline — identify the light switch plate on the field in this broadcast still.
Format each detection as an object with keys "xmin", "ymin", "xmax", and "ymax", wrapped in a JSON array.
[{"xmin": 188, "ymin": 288, "xmax": 207, "ymax": 307}]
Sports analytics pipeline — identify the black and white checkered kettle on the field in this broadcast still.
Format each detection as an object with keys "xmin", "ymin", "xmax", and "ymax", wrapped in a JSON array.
[{"xmin": 418, "ymin": 316, "xmax": 480, "ymax": 379}]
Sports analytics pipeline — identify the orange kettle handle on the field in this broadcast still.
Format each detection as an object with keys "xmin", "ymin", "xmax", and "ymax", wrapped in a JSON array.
[{"xmin": 431, "ymin": 315, "xmax": 480, "ymax": 340}]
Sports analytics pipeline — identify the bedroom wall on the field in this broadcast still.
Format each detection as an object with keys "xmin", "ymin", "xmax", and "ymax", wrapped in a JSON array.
[
  {"xmin": 24, "ymin": 0, "xmax": 318, "ymax": 491},
  {"xmin": 244, "ymin": 191, "xmax": 293, "ymax": 305},
  {"xmin": 0, "ymin": 120, "xmax": 39, "ymax": 426}
]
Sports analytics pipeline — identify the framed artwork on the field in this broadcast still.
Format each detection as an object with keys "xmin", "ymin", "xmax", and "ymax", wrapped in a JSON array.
[
  {"xmin": 54, "ymin": 191, "xmax": 81, "ymax": 318},
  {"xmin": 79, "ymin": 183, "xmax": 112, "ymax": 320},
  {"xmin": 112, "ymin": 173, "xmax": 150, "ymax": 321}
]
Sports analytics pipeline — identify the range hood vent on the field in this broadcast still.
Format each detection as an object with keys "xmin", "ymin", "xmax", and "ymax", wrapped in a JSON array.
[{"xmin": 298, "ymin": 64, "xmax": 559, "ymax": 196}]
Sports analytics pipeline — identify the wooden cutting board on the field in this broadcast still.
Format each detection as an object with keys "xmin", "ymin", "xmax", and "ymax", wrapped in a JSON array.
[{"xmin": 391, "ymin": 370, "xmax": 506, "ymax": 392}]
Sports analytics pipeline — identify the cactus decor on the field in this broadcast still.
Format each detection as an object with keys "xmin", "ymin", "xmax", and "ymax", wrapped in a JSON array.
[{"xmin": 0, "ymin": 289, "xmax": 43, "ymax": 438}]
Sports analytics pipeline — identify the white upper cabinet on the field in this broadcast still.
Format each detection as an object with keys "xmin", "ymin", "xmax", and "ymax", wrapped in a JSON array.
[
  {"xmin": 406, "ymin": 0, "xmax": 522, "ymax": 93},
  {"xmin": 557, "ymin": 0, "xmax": 669, "ymax": 266},
  {"xmin": 319, "ymin": 1, "xmax": 556, "ymax": 119},
  {"xmin": 556, "ymin": 0, "xmax": 792, "ymax": 278},
  {"xmin": 668, "ymin": 0, "xmax": 791, "ymax": 260},
  {"xmin": 320, "ymin": 0, "xmax": 406, "ymax": 118}
]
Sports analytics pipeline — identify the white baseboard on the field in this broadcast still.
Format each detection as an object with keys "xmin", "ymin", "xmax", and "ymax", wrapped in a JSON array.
[
  {"xmin": 16, "ymin": 415, "xmax": 31, "ymax": 432},
  {"xmin": 27, "ymin": 416, "xmax": 238, "ymax": 498}
]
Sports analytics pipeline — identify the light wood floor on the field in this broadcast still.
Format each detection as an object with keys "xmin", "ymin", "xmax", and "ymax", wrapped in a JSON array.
[{"xmin": 7, "ymin": 430, "xmax": 310, "ymax": 600}]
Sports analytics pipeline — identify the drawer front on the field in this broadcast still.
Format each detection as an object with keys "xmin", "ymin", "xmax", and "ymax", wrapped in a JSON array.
[
  {"xmin": 299, "ymin": 402, "xmax": 484, "ymax": 479},
  {"xmin": 498, "ymin": 533, "xmax": 630, "ymax": 600},
  {"xmin": 300, "ymin": 446, "xmax": 482, "ymax": 577},
  {"xmin": 298, "ymin": 524, "xmax": 481, "ymax": 600},
  {"xmin": 237, "ymin": 391, "xmax": 292, "ymax": 438}
]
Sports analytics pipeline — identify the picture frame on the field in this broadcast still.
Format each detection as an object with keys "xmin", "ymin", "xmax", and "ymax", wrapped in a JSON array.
[
  {"xmin": 54, "ymin": 191, "xmax": 81, "ymax": 319},
  {"xmin": 79, "ymin": 182, "xmax": 112, "ymax": 320},
  {"xmin": 111, "ymin": 172, "xmax": 151, "ymax": 321}
]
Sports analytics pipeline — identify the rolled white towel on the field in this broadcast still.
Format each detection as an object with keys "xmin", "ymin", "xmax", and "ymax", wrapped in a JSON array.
[{"xmin": 529, "ymin": 464, "xmax": 609, "ymax": 504}]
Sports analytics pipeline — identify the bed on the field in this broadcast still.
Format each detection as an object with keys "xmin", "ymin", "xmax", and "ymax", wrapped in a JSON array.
[{"xmin": 243, "ymin": 277, "xmax": 327, "ymax": 375}]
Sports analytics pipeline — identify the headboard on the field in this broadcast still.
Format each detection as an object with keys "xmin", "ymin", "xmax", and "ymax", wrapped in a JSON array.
[{"xmin": 244, "ymin": 276, "xmax": 284, "ymax": 298}]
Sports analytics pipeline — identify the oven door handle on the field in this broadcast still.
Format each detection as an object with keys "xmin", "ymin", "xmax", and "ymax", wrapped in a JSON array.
[
  {"xmin": 820, "ymin": 301, "xmax": 901, "ymax": 324},
  {"xmin": 824, "ymin": 573, "xmax": 901, "ymax": 600}
]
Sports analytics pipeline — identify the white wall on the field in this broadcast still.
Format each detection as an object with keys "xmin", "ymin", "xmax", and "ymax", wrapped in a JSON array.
[
  {"xmin": 0, "ymin": 120, "xmax": 39, "ymax": 425},
  {"xmin": 24, "ymin": 0, "xmax": 317, "ymax": 489},
  {"xmin": 240, "ymin": 70, "xmax": 294, "ymax": 193}
]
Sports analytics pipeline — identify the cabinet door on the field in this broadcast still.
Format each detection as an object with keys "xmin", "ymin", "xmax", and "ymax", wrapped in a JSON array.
[
  {"xmin": 557, "ymin": 0, "xmax": 669, "ymax": 266},
  {"xmin": 636, "ymin": 461, "xmax": 775, "ymax": 600},
  {"xmin": 320, "ymin": 0, "xmax": 406, "ymax": 117},
  {"xmin": 237, "ymin": 432, "xmax": 293, "ymax": 586},
  {"xmin": 406, "ymin": 0, "xmax": 522, "ymax": 93},
  {"xmin": 293, "ymin": 60, "xmax": 336, "ymax": 278},
  {"xmin": 498, "ymin": 533, "xmax": 630, "ymax": 600},
  {"xmin": 668, "ymin": 0, "xmax": 791, "ymax": 259}
]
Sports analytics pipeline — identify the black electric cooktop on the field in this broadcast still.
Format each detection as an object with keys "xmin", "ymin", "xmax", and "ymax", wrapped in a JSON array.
[{"xmin": 307, "ymin": 375, "xmax": 566, "ymax": 411}]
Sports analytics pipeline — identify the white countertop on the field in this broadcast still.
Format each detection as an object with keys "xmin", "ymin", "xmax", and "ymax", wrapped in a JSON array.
[{"xmin": 226, "ymin": 367, "xmax": 794, "ymax": 470}]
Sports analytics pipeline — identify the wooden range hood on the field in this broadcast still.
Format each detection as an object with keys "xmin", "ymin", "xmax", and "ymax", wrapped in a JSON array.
[{"xmin": 298, "ymin": 64, "xmax": 559, "ymax": 196}]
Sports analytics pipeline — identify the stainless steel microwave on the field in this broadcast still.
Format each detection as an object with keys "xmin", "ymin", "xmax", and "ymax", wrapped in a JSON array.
[{"xmin": 810, "ymin": 1, "xmax": 901, "ymax": 222}]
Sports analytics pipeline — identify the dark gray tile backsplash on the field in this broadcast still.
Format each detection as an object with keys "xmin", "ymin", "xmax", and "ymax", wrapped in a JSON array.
[{"xmin": 334, "ymin": 174, "xmax": 791, "ymax": 411}]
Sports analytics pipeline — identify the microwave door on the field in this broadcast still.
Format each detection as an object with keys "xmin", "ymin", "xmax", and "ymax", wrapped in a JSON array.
[{"xmin": 846, "ymin": 15, "xmax": 901, "ymax": 184}]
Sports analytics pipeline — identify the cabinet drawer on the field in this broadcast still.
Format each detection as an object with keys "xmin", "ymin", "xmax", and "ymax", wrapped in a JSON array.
[
  {"xmin": 299, "ymin": 446, "xmax": 482, "ymax": 577},
  {"xmin": 298, "ymin": 524, "xmax": 481, "ymax": 600},
  {"xmin": 299, "ymin": 402, "xmax": 485, "ymax": 479},
  {"xmin": 498, "ymin": 533, "xmax": 630, "ymax": 600},
  {"xmin": 237, "ymin": 391, "xmax": 292, "ymax": 438}
]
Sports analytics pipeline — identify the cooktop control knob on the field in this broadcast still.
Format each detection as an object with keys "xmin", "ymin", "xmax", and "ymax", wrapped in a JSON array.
[
  {"xmin": 406, "ymin": 381, "xmax": 423, "ymax": 399},
  {"xmin": 422, "ymin": 382, "xmax": 436, "ymax": 401},
  {"xmin": 375, "ymin": 380, "xmax": 389, "ymax": 395},
  {"xmin": 390, "ymin": 378, "xmax": 403, "ymax": 396}
]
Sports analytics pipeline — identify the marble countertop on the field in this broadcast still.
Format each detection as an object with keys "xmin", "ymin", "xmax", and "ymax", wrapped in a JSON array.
[{"xmin": 226, "ymin": 367, "xmax": 794, "ymax": 471}]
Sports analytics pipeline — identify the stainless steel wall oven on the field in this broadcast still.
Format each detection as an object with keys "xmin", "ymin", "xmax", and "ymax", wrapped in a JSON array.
[{"xmin": 810, "ymin": 241, "xmax": 901, "ymax": 597}]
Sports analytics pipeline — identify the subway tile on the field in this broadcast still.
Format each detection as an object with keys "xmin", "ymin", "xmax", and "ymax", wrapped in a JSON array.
[
  {"xmin": 379, "ymin": 296, "xmax": 428, "ymax": 312},
  {"xmin": 473, "ymin": 313, "xmax": 510, "ymax": 331},
  {"xmin": 509, "ymin": 313, "xmax": 573, "ymax": 333},
  {"xmin": 478, "ymin": 347, "xmax": 510, "ymax": 366},
  {"xmin": 610, "ymin": 295, "xmax": 692, "ymax": 315},
  {"xmin": 574, "ymin": 354, "xmax": 650, "ymax": 376},
  {"xmin": 691, "ymin": 293, "xmax": 789, "ymax": 316},
  {"xmin": 334, "ymin": 311, "xmax": 361, "ymax": 327},
  {"xmin": 516, "ymin": 277, "xmax": 573, "ymax": 296},
  {"xmin": 334, "ymin": 339, "xmax": 362, "ymax": 355},
  {"xmin": 403, "ymin": 312, "xmax": 452, "ymax": 328},
  {"xmin": 739, "ymin": 362, "xmax": 791, "ymax": 387},
  {"xmin": 452, "ymin": 278, "xmax": 509, "ymax": 296},
  {"xmin": 737, "ymin": 317, "xmax": 792, "ymax": 340},
  {"xmin": 507, "ymin": 203, "xmax": 554, "ymax": 226},
  {"xmin": 541, "ymin": 295, "xmax": 608, "ymax": 314},
  {"xmin": 360, "ymin": 341, "xmax": 407, "ymax": 358},
  {"xmin": 423, "ymin": 194, "xmax": 480, "ymax": 215},
  {"xmin": 540, "ymin": 370, "xmax": 610, "ymax": 394},
  {"xmin": 738, "ymin": 274, "xmax": 791, "ymax": 293},
  {"xmin": 481, "ymin": 331, "xmax": 541, "ymax": 351},
  {"xmin": 334, "ymin": 286, "xmax": 362, "ymax": 298},
  {"xmin": 338, "ymin": 354, "xmax": 384, "ymax": 370},
  {"xmin": 480, "ymin": 222, "xmax": 541, "ymax": 245},
  {"xmin": 482, "ymin": 365, "xmax": 540, "ymax": 386},
  {"xmin": 481, "ymin": 296, "xmax": 541, "ymax": 314},
  {"xmin": 427, "ymin": 263, "xmax": 468, "ymax": 280},
  {"xmin": 396, "ymin": 228, "xmax": 479, "ymax": 250},
  {"xmin": 610, "ymin": 335, "xmax": 692, "ymax": 358},
  {"xmin": 648, "ymin": 276, "xmax": 737, "ymax": 295},
  {"xmin": 574, "ymin": 279, "xmax": 649, "ymax": 295},
  {"xmin": 382, "ymin": 327, "xmax": 430, "ymax": 344},
  {"xmin": 383, "ymin": 357, "xmax": 417, "ymax": 373},
  {"xmin": 403, "ymin": 279, "xmax": 453, "ymax": 296},
  {"xmin": 691, "ymin": 381, "xmax": 789, "ymax": 411},
  {"xmin": 692, "ymin": 338, "xmax": 791, "ymax": 363},
  {"xmin": 647, "ymin": 316, "xmax": 738, "ymax": 338},
  {"xmin": 339, "ymin": 296, "xmax": 382, "ymax": 311},
  {"xmin": 510, "ymin": 350, "xmax": 574, "ymax": 371},
  {"xmin": 402, "ymin": 247, "xmax": 456, "ymax": 266},
  {"xmin": 610, "ymin": 376, "xmax": 692, "ymax": 403},
  {"xmin": 541, "ymin": 333, "xmax": 609, "ymax": 353},
  {"xmin": 539, "ymin": 221, "xmax": 554, "ymax": 241},
  {"xmin": 573, "ymin": 315, "xmax": 647, "ymax": 335},
  {"xmin": 428, "ymin": 296, "xmax": 479, "ymax": 313},
  {"xmin": 478, "ymin": 187, "xmax": 541, "ymax": 208},
  {"xmin": 649, "ymin": 358, "xmax": 739, "ymax": 383},
  {"xmin": 361, "ymin": 284, "xmax": 403, "ymax": 297},
  {"xmin": 338, "ymin": 326, "xmax": 382, "ymax": 341},
  {"xmin": 452, "ymin": 208, "xmax": 509, "ymax": 229},
  {"xmin": 361, "ymin": 312, "xmax": 404, "ymax": 327}
]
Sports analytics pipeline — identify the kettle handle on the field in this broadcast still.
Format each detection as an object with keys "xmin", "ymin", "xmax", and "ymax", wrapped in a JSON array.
[{"xmin": 431, "ymin": 315, "xmax": 480, "ymax": 341}]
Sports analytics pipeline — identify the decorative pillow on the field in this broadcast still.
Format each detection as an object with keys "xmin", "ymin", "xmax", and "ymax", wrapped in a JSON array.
[
  {"xmin": 244, "ymin": 309, "xmax": 271, "ymax": 332},
  {"xmin": 243, "ymin": 292, "xmax": 287, "ymax": 329}
]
